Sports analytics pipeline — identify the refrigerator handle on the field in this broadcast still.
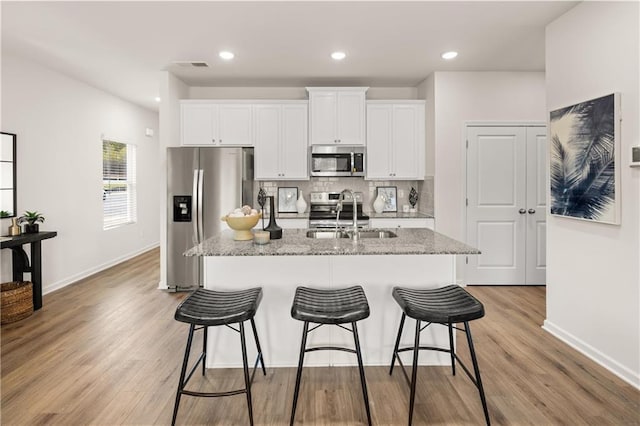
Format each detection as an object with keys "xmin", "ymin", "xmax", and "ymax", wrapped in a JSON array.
[
  {"xmin": 197, "ymin": 169, "xmax": 204, "ymax": 242},
  {"xmin": 192, "ymin": 169, "xmax": 199, "ymax": 244}
]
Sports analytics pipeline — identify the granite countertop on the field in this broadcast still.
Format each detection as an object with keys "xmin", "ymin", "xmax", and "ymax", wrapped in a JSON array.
[
  {"xmin": 366, "ymin": 211, "xmax": 434, "ymax": 219},
  {"xmin": 185, "ymin": 228, "xmax": 479, "ymax": 257},
  {"xmin": 273, "ymin": 211, "xmax": 434, "ymax": 219}
]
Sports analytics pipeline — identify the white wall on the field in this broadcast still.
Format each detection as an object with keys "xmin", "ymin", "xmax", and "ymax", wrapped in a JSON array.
[
  {"xmin": 544, "ymin": 1, "xmax": 640, "ymax": 388},
  {"xmin": 432, "ymin": 72, "xmax": 546, "ymax": 241},
  {"xmin": 0, "ymin": 54, "xmax": 160, "ymax": 293},
  {"xmin": 158, "ymin": 71, "xmax": 188, "ymax": 289},
  {"xmin": 416, "ymin": 74, "xmax": 435, "ymax": 177},
  {"xmin": 189, "ymin": 86, "xmax": 418, "ymax": 100}
]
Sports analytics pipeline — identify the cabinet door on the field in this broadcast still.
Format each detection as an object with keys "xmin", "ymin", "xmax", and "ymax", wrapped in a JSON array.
[
  {"xmin": 366, "ymin": 104, "xmax": 393, "ymax": 179},
  {"xmin": 281, "ymin": 104, "xmax": 308, "ymax": 179},
  {"xmin": 309, "ymin": 91, "xmax": 337, "ymax": 145},
  {"xmin": 218, "ymin": 104, "xmax": 253, "ymax": 146},
  {"xmin": 254, "ymin": 105, "xmax": 281, "ymax": 180},
  {"xmin": 392, "ymin": 105, "xmax": 421, "ymax": 179},
  {"xmin": 369, "ymin": 218, "xmax": 433, "ymax": 229},
  {"xmin": 181, "ymin": 104, "xmax": 215, "ymax": 145},
  {"xmin": 337, "ymin": 91, "xmax": 366, "ymax": 145}
]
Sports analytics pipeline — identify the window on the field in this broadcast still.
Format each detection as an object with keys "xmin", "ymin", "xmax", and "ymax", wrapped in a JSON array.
[{"xmin": 102, "ymin": 140, "xmax": 137, "ymax": 229}]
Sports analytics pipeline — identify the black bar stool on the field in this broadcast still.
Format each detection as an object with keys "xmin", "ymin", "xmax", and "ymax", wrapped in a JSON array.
[
  {"xmin": 290, "ymin": 285, "xmax": 372, "ymax": 426},
  {"xmin": 171, "ymin": 287, "xmax": 266, "ymax": 426},
  {"xmin": 389, "ymin": 285, "xmax": 490, "ymax": 426}
]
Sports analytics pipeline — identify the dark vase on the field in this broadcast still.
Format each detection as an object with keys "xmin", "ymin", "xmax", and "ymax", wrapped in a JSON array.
[
  {"xmin": 263, "ymin": 196, "xmax": 282, "ymax": 240},
  {"xmin": 24, "ymin": 223, "xmax": 39, "ymax": 234}
]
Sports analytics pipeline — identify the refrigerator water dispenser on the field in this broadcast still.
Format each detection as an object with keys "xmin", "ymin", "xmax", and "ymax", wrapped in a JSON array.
[{"xmin": 173, "ymin": 195, "xmax": 192, "ymax": 222}]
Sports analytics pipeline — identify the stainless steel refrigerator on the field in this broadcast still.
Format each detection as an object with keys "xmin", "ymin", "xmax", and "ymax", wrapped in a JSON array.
[{"xmin": 167, "ymin": 147, "xmax": 254, "ymax": 290}]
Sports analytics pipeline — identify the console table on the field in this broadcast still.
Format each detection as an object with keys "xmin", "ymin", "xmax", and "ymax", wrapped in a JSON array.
[{"xmin": 1, "ymin": 231, "xmax": 57, "ymax": 310}]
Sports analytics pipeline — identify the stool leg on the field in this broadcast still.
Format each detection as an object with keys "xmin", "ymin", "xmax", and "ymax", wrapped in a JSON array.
[
  {"xmin": 290, "ymin": 321, "xmax": 309, "ymax": 426},
  {"xmin": 390, "ymin": 313, "xmax": 406, "ymax": 375},
  {"xmin": 448, "ymin": 322, "xmax": 456, "ymax": 376},
  {"xmin": 202, "ymin": 325, "xmax": 208, "ymax": 376},
  {"xmin": 172, "ymin": 323, "xmax": 195, "ymax": 426},
  {"xmin": 408, "ymin": 319, "xmax": 421, "ymax": 426},
  {"xmin": 239, "ymin": 322, "xmax": 255, "ymax": 426},
  {"xmin": 352, "ymin": 322, "xmax": 372, "ymax": 426},
  {"xmin": 250, "ymin": 318, "xmax": 267, "ymax": 376},
  {"xmin": 464, "ymin": 321, "xmax": 490, "ymax": 426}
]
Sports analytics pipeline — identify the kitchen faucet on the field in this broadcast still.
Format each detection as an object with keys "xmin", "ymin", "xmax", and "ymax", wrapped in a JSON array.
[{"xmin": 337, "ymin": 189, "xmax": 359, "ymax": 241}]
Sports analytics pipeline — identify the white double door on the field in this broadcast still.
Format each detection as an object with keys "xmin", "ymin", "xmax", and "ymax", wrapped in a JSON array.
[{"xmin": 466, "ymin": 125, "xmax": 547, "ymax": 285}]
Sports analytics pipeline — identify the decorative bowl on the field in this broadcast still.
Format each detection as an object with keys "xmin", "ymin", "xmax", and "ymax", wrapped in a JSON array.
[{"xmin": 221, "ymin": 213, "xmax": 261, "ymax": 241}]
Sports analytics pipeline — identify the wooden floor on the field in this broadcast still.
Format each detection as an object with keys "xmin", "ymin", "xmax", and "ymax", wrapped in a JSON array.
[{"xmin": 1, "ymin": 248, "xmax": 638, "ymax": 425}]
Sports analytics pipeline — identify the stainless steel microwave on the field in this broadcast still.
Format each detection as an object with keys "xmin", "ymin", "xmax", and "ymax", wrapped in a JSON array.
[{"xmin": 310, "ymin": 146, "xmax": 365, "ymax": 177}]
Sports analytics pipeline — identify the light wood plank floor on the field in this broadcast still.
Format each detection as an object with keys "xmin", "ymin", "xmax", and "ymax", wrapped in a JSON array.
[{"xmin": 1, "ymin": 248, "xmax": 638, "ymax": 425}]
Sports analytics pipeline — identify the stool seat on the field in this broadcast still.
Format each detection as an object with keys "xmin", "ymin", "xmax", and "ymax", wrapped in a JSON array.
[
  {"xmin": 175, "ymin": 288, "xmax": 263, "ymax": 327},
  {"xmin": 392, "ymin": 285, "xmax": 484, "ymax": 324},
  {"xmin": 291, "ymin": 285, "xmax": 369, "ymax": 324}
]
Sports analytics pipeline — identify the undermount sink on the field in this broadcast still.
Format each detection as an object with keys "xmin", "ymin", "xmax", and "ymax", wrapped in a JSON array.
[
  {"xmin": 305, "ymin": 230, "xmax": 398, "ymax": 239},
  {"xmin": 357, "ymin": 230, "xmax": 398, "ymax": 239},
  {"xmin": 306, "ymin": 230, "xmax": 350, "ymax": 239}
]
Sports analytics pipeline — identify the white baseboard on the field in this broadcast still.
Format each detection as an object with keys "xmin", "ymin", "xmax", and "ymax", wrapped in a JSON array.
[
  {"xmin": 43, "ymin": 242, "xmax": 160, "ymax": 295},
  {"xmin": 542, "ymin": 320, "xmax": 640, "ymax": 389}
]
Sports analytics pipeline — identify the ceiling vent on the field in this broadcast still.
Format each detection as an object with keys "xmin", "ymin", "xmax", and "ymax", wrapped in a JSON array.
[{"xmin": 172, "ymin": 61, "xmax": 210, "ymax": 68}]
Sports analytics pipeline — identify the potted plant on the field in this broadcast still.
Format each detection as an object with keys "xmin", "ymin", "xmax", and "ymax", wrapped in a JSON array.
[{"xmin": 18, "ymin": 211, "xmax": 45, "ymax": 234}]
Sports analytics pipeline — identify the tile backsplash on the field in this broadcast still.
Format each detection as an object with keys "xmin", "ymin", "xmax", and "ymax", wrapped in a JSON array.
[{"xmin": 253, "ymin": 177, "xmax": 434, "ymax": 215}]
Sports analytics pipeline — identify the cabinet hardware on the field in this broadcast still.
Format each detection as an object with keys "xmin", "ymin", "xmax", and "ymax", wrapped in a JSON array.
[
  {"xmin": 519, "ymin": 209, "xmax": 526, "ymax": 214},
  {"xmin": 528, "ymin": 209, "xmax": 536, "ymax": 214}
]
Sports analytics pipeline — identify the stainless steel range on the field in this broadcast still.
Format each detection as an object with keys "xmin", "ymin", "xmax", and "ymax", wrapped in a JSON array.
[{"xmin": 308, "ymin": 191, "xmax": 370, "ymax": 228}]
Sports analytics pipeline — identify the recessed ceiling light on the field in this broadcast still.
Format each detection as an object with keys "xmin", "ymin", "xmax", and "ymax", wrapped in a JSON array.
[
  {"xmin": 154, "ymin": 96, "xmax": 161, "ymax": 103},
  {"xmin": 219, "ymin": 51, "xmax": 235, "ymax": 60},
  {"xmin": 331, "ymin": 51, "xmax": 346, "ymax": 61},
  {"xmin": 441, "ymin": 51, "xmax": 458, "ymax": 60}
]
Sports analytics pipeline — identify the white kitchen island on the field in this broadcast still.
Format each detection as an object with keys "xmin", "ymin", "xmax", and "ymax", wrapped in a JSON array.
[{"xmin": 186, "ymin": 228, "xmax": 479, "ymax": 368}]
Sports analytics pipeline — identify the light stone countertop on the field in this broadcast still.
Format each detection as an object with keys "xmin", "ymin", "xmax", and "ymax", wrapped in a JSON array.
[
  {"xmin": 366, "ymin": 211, "xmax": 434, "ymax": 219},
  {"xmin": 185, "ymin": 228, "xmax": 479, "ymax": 257}
]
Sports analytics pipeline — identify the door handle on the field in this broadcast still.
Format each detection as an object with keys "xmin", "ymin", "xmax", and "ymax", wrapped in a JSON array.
[
  {"xmin": 528, "ymin": 209, "xmax": 536, "ymax": 214},
  {"xmin": 519, "ymin": 208, "xmax": 526, "ymax": 214}
]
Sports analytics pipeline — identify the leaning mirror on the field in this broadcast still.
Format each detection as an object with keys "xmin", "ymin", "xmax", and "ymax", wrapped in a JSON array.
[{"xmin": 0, "ymin": 132, "xmax": 17, "ymax": 218}]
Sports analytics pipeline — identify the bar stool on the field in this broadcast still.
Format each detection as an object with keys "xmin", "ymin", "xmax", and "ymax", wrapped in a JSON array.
[
  {"xmin": 290, "ymin": 285, "xmax": 372, "ymax": 426},
  {"xmin": 389, "ymin": 285, "xmax": 490, "ymax": 426},
  {"xmin": 171, "ymin": 287, "xmax": 266, "ymax": 426}
]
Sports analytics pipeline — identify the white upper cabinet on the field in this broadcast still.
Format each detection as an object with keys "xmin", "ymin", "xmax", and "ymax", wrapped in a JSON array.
[
  {"xmin": 307, "ymin": 87, "xmax": 368, "ymax": 145},
  {"xmin": 254, "ymin": 102, "xmax": 308, "ymax": 180},
  {"xmin": 366, "ymin": 101, "xmax": 425, "ymax": 180},
  {"xmin": 181, "ymin": 102, "xmax": 252, "ymax": 146}
]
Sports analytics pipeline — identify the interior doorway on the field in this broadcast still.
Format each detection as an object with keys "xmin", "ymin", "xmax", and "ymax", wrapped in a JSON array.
[{"xmin": 465, "ymin": 124, "xmax": 547, "ymax": 285}]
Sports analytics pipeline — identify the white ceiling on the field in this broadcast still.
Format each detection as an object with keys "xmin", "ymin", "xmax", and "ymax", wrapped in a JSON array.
[{"xmin": 1, "ymin": 1, "xmax": 577, "ymax": 112}]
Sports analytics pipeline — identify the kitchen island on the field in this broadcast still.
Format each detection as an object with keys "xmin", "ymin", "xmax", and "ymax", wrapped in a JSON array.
[{"xmin": 186, "ymin": 228, "xmax": 479, "ymax": 368}]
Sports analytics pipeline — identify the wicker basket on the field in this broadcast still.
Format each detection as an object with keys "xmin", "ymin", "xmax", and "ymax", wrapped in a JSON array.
[{"xmin": 1, "ymin": 281, "xmax": 33, "ymax": 325}]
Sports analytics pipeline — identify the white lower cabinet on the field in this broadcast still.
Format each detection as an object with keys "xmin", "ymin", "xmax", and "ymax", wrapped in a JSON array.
[
  {"xmin": 369, "ymin": 218, "xmax": 434, "ymax": 230},
  {"xmin": 366, "ymin": 101, "xmax": 425, "ymax": 180},
  {"xmin": 254, "ymin": 103, "xmax": 308, "ymax": 180},
  {"xmin": 276, "ymin": 218, "xmax": 309, "ymax": 229}
]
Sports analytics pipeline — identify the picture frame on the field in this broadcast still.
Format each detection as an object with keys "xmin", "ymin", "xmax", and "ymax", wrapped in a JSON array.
[
  {"xmin": 277, "ymin": 187, "xmax": 298, "ymax": 213},
  {"xmin": 549, "ymin": 93, "xmax": 621, "ymax": 225},
  {"xmin": 376, "ymin": 186, "xmax": 397, "ymax": 212}
]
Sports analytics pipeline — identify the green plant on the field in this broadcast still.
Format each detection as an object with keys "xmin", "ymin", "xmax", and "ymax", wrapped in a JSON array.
[
  {"xmin": 0, "ymin": 210, "xmax": 9, "ymax": 218},
  {"xmin": 18, "ymin": 211, "xmax": 45, "ymax": 226}
]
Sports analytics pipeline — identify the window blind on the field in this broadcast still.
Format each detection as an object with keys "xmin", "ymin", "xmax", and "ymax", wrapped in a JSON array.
[{"xmin": 103, "ymin": 140, "xmax": 137, "ymax": 229}]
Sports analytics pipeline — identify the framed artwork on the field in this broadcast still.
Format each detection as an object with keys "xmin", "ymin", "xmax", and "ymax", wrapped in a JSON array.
[
  {"xmin": 549, "ymin": 93, "xmax": 621, "ymax": 224},
  {"xmin": 376, "ymin": 186, "xmax": 397, "ymax": 212},
  {"xmin": 277, "ymin": 187, "xmax": 298, "ymax": 213}
]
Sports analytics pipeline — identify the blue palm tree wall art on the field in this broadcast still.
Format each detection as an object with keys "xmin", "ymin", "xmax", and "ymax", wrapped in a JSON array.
[{"xmin": 549, "ymin": 93, "xmax": 620, "ymax": 224}]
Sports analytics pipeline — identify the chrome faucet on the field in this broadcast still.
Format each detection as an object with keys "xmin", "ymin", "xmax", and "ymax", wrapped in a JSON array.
[{"xmin": 337, "ymin": 189, "xmax": 359, "ymax": 241}]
